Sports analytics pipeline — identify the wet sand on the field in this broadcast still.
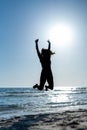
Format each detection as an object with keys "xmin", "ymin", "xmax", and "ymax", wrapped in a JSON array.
[{"xmin": 0, "ymin": 109, "xmax": 87, "ymax": 130}]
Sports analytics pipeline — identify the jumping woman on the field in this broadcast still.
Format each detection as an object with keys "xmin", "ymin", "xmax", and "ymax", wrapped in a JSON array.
[{"xmin": 33, "ymin": 39, "xmax": 55, "ymax": 91}]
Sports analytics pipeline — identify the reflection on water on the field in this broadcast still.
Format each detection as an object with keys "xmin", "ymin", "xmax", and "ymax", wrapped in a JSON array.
[
  {"xmin": 46, "ymin": 86, "xmax": 87, "ymax": 111},
  {"xmin": 51, "ymin": 94, "xmax": 69, "ymax": 103},
  {"xmin": 0, "ymin": 86, "xmax": 87, "ymax": 119}
]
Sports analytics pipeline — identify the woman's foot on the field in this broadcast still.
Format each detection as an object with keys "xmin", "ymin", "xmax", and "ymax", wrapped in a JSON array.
[
  {"xmin": 45, "ymin": 85, "xmax": 49, "ymax": 91},
  {"xmin": 33, "ymin": 84, "xmax": 38, "ymax": 89}
]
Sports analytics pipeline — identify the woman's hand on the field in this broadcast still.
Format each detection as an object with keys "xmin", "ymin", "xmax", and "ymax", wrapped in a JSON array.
[
  {"xmin": 35, "ymin": 39, "xmax": 39, "ymax": 43},
  {"xmin": 47, "ymin": 40, "xmax": 51, "ymax": 44}
]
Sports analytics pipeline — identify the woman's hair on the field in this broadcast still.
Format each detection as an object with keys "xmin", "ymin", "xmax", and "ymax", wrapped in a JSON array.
[{"xmin": 41, "ymin": 48, "xmax": 55, "ymax": 57}]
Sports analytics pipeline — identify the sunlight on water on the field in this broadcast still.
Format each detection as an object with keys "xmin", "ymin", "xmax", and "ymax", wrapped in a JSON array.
[
  {"xmin": 51, "ymin": 94, "xmax": 69, "ymax": 103},
  {"xmin": 0, "ymin": 87, "xmax": 87, "ymax": 119},
  {"xmin": 48, "ymin": 87, "xmax": 72, "ymax": 104}
]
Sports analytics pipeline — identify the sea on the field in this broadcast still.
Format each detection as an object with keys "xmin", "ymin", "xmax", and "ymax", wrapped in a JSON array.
[{"xmin": 0, "ymin": 86, "xmax": 87, "ymax": 119}]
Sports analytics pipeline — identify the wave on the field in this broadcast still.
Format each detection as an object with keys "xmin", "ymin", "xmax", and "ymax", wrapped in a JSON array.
[
  {"xmin": 0, "ymin": 104, "xmax": 21, "ymax": 111},
  {"xmin": 0, "ymin": 87, "xmax": 87, "ymax": 119}
]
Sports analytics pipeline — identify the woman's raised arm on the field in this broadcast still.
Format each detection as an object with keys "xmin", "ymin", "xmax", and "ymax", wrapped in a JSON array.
[
  {"xmin": 47, "ymin": 40, "xmax": 51, "ymax": 50},
  {"xmin": 35, "ymin": 39, "xmax": 41, "ymax": 59}
]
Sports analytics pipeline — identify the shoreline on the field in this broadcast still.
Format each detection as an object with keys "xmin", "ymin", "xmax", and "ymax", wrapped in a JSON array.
[{"xmin": 1, "ymin": 109, "xmax": 87, "ymax": 130}]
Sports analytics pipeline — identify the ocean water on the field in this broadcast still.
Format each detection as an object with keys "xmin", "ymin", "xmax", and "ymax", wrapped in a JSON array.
[{"xmin": 0, "ymin": 87, "xmax": 87, "ymax": 119}]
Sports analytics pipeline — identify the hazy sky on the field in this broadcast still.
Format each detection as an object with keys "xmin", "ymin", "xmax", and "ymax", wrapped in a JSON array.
[{"xmin": 0, "ymin": 0, "xmax": 87, "ymax": 87}]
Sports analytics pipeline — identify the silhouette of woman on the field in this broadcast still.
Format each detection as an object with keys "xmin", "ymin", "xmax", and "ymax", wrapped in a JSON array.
[{"xmin": 33, "ymin": 39, "xmax": 55, "ymax": 91}]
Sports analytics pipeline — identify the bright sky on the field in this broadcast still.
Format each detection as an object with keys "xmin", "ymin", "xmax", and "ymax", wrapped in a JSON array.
[{"xmin": 0, "ymin": 0, "xmax": 87, "ymax": 87}]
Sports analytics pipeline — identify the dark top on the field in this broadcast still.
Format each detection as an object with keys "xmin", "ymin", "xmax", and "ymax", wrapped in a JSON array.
[{"xmin": 36, "ymin": 43, "xmax": 51, "ymax": 70}]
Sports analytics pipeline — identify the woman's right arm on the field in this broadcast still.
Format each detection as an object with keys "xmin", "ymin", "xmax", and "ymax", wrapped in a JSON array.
[{"xmin": 35, "ymin": 39, "xmax": 41, "ymax": 59}]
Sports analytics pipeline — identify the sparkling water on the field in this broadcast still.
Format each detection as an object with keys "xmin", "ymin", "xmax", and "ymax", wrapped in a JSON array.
[{"xmin": 0, "ymin": 87, "xmax": 87, "ymax": 119}]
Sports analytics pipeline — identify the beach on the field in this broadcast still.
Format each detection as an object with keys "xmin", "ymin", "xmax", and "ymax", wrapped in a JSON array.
[
  {"xmin": 0, "ymin": 109, "xmax": 87, "ymax": 130},
  {"xmin": 0, "ymin": 87, "xmax": 87, "ymax": 130}
]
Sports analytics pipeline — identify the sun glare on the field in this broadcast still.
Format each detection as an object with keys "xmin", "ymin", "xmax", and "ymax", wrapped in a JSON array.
[{"xmin": 48, "ymin": 23, "xmax": 74, "ymax": 48}]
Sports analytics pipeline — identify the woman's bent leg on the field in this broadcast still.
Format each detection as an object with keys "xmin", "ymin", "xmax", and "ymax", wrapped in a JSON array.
[
  {"xmin": 47, "ymin": 70, "xmax": 54, "ymax": 90},
  {"xmin": 38, "ymin": 70, "xmax": 46, "ymax": 90}
]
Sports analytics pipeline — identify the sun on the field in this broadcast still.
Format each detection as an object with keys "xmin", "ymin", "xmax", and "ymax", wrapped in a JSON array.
[{"xmin": 48, "ymin": 23, "xmax": 74, "ymax": 48}]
